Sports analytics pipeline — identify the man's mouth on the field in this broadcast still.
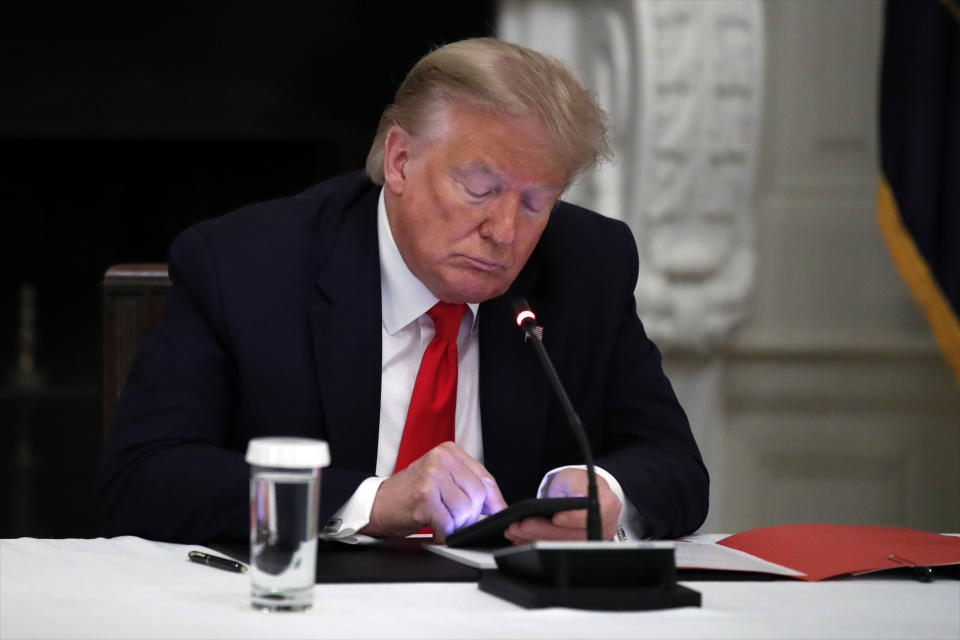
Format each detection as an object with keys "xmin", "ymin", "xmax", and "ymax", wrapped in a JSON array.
[{"xmin": 460, "ymin": 255, "xmax": 506, "ymax": 271}]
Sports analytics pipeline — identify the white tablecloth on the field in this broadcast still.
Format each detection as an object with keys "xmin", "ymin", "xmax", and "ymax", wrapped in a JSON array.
[{"xmin": 1, "ymin": 536, "xmax": 957, "ymax": 639}]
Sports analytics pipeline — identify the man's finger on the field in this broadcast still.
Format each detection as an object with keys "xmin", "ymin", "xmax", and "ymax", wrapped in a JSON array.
[
  {"xmin": 480, "ymin": 475, "xmax": 508, "ymax": 514},
  {"xmin": 423, "ymin": 491, "xmax": 456, "ymax": 542},
  {"xmin": 545, "ymin": 476, "xmax": 578, "ymax": 499},
  {"xmin": 551, "ymin": 508, "xmax": 587, "ymax": 528},
  {"xmin": 445, "ymin": 445, "xmax": 503, "ymax": 493},
  {"xmin": 505, "ymin": 517, "xmax": 586, "ymax": 543},
  {"xmin": 430, "ymin": 442, "xmax": 507, "ymax": 514},
  {"xmin": 440, "ymin": 469, "xmax": 486, "ymax": 530},
  {"xmin": 553, "ymin": 509, "xmax": 620, "ymax": 540}
]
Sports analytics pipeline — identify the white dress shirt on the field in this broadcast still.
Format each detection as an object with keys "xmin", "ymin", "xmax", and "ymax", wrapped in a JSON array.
[{"xmin": 324, "ymin": 189, "xmax": 643, "ymax": 541}]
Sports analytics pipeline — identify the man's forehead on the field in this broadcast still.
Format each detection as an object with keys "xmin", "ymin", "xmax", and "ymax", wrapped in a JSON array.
[
  {"xmin": 431, "ymin": 102, "xmax": 570, "ymax": 184},
  {"xmin": 456, "ymin": 162, "xmax": 497, "ymax": 177}
]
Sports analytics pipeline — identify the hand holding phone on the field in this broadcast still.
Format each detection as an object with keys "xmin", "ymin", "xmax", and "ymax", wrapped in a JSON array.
[{"xmin": 445, "ymin": 497, "xmax": 589, "ymax": 547}]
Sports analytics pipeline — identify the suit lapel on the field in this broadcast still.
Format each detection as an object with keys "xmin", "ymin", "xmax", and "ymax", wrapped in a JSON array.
[
  {"xmin": 478, "ymin": 260, "xmax": 552, "ymax": 502},
  {"xmin": 309, "ymin": 188, "xmax": 382, "ymax": 473}
]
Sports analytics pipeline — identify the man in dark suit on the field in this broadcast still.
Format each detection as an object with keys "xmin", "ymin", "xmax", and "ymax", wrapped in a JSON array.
[{"xmin": 98, "ymin": 38, "xmax": 708, "ymax": 545}]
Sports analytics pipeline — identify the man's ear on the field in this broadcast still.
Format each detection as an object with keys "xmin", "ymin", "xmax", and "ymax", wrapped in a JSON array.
[{"xmin": 383, "ymin": 126, "xmax": 412, "ymax": 196}]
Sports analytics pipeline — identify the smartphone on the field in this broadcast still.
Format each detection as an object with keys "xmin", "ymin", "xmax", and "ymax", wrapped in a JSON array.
[{"xmin": 445, "ymin": 497, "xmax": 589, "ymax": 548}]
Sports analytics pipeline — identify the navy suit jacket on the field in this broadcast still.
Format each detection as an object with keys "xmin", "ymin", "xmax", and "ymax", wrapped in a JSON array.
[{"xmin": 98, "ymin": 171, "xmax": 708, "ymax": 543}]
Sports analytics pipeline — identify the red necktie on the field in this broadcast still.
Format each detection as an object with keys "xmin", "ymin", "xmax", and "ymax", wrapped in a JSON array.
[{"xmin": 394, "ymin": 302, "xmax": 467, "ymax": 473}]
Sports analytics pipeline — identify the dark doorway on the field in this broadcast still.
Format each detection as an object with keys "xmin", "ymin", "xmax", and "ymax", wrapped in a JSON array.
[{"xmin": 0, "ymin": 3, "xmax": 495, "ymax": 538}]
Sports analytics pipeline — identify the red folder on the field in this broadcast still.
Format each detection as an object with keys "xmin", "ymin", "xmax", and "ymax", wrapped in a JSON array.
[{"xmin": 717, "ymin": 523, "xmax": 960, "ymax": 581}]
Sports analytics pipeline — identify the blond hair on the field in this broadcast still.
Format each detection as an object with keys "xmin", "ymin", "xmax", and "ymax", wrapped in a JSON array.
[{"xmin": 365, "ymin": 38, "xmax": 610, "ymax": 185}]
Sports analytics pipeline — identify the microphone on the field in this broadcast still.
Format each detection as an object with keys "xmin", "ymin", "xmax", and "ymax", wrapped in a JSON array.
[
  {"xmin": 512, "ymin": 298, "xmax": 602, "ymax": 541},
  {"xmin": 474, "ymin": 299, "xmax": 700, "ymax": 610}
]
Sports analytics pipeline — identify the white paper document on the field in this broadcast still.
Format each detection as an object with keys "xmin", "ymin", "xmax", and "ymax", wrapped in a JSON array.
[
  {"xmin": 673, "ymin": 539, "xmax": 805, "ymax": 577},
  {"xmin": 423, "ymin": 544, "xmax": 499, "ymax": 570},
  {"xmin": 424, "ymin": 535, "xmax": 805, "ymax": 578}
]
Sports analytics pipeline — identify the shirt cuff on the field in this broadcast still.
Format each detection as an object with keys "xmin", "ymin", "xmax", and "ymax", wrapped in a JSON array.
[
  {"xmin": 319, "ymin": 476, "xmax": 387, "ymax": 541},
  {"xmin": 537, "ymin": 465, "xmax": 647, "ymax": 541}
]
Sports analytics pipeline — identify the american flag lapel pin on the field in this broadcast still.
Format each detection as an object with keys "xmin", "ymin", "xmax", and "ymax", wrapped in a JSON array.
[{"xmin": 524, "ymin": 325, "xmax": 543, "ymax": 342}]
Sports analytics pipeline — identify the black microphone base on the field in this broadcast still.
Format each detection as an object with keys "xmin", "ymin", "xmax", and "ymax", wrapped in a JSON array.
[
  {"xmin": 479, "ymin": 571, "xmax": 701, "ymax": 610},
  {"xmin": 478, "ymin": 541, "xmax": 701, "ymax": 611}
]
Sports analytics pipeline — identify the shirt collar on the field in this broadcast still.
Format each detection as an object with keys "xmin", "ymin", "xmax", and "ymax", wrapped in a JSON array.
[{"xmin": 378, "ymin": 188, "xmax": 479, "ymax": 335}]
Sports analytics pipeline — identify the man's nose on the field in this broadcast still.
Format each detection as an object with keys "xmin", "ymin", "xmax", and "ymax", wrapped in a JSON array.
[{"xmin": 479, "ymin": 194, "xmax": 521, "ymax": 245}]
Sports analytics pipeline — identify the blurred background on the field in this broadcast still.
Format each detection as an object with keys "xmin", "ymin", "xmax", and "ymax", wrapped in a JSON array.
[{"xmin": 2, "ymin": 0, "xmax": 957, "ymax": 539}]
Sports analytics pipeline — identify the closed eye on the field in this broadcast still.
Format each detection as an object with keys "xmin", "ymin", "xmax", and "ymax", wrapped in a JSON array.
[
  {"xmin": 522, "ymin": 193, "xmax": 558, "ymax": 214},
  {"xmin": 522, "ymin": 199, "xmax": 546, "ymax": 213},
  {"xmin": 464, "ymin": 185, "xmax": 495, "ymax": 198},
  {"xmin": 457, "ymin": 178, "xmax": 499, "ymax": 200}
]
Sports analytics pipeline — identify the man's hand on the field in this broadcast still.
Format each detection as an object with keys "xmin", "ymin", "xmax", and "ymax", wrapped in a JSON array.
[
  {"xmin": 503, "ymin": 468, "xmax": 622, "ymax": 543},
  {"xmin": 360, "ymin": 442, "xmax": 507, "ymax": 543}
]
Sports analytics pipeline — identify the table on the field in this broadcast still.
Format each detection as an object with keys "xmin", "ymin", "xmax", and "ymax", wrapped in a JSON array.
[{"xmin": 1, "ymin": 536, "xmax": 957, "ymax": 639}]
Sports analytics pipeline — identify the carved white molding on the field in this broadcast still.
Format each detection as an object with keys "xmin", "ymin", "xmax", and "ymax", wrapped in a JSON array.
[
  {"xmin": 499, "ymin": 0, "xmax": 764, "ymax": 351},
  {"xmin": 500, "ymin": 0, "xmax": 960, "ymax": 537}
]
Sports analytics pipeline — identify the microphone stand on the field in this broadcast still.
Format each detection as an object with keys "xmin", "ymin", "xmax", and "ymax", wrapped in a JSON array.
[
  {"xmin": 474, "ymin": 299, "xmax": 701, "ymax": 611},
  {"xmin": 515, "ymin": 306, "xmax": 601, "ymax": 541}
]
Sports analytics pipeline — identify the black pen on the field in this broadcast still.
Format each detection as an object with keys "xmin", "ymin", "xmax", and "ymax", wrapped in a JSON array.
[
  {"xmin": 887, "ymin": 554, "xmax": 934, "ymax": 583},
  {"xmin": 910, "ymin": 565, "xmax": 934, "ymax": 583},
  {"xmin": 188, "ymin": 550, "xmax": 248, "ymax": 573}
]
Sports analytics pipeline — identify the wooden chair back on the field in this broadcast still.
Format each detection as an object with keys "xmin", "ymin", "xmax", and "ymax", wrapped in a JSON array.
[{"xmin": 101, "ymin": 264, "xmax": 171, "ymax": 437}]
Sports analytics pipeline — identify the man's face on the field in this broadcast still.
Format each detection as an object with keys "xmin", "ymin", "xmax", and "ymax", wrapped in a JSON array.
[{"xmin": 382, "ymin": 103, "xmax": 569, "ymax": 304}]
